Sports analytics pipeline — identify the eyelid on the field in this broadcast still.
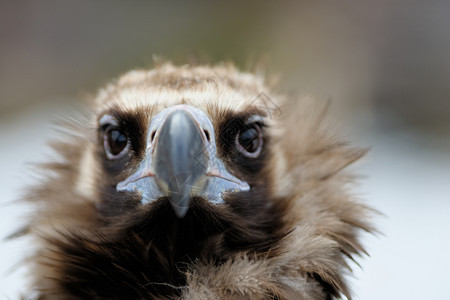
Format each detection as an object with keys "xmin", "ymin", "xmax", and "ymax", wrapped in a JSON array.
[
  {"xmin": 99, "ymin": 114, "xmax": 119, "ymax": 127},
  {"xmin": 245, "ymin": 115, "xmax": 267, "ymax": 128}
]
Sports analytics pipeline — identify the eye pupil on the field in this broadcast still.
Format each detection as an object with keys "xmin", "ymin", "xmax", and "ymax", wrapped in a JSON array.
[
  {"xmin": 106, "ymin": 128, "xmax": 128, "ymax": 157},
  {"xmin": 235, "ymin": 124, "xmax": 263, "ymax": 158},
  {"xmin": 238, "ymin": 128, "xmax": 259, "ymax": 153}
]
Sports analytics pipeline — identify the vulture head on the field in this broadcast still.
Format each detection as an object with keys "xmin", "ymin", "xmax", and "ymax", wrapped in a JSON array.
[{"xmin": 22, "ymin": 63, "xmax": 374, "ymax": 299}]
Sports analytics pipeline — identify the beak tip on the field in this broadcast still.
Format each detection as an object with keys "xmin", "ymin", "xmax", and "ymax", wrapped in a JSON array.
[
  {"xmin": 171, "ymin": 203, "xmax": 190, "ymax": 218},
  {"xmin": 168, "ymin": 191, "xmax": 192, "ymax": 218}
]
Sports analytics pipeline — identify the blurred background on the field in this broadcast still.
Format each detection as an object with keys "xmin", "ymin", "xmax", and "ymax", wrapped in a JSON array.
[{"xmin": 1, "ymin": 0, "xmax": 449, "ymax": 299}]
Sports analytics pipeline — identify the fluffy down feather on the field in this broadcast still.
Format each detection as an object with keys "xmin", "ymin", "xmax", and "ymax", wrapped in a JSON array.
[{"xmin": 19, "ymin": 62, "xmax": 375, "ymax": 299}]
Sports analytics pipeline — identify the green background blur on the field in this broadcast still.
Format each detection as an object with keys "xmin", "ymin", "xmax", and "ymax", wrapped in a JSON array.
[{"xmin": 2, "ymin": 0, "xmax": 449, "ymax": 143}]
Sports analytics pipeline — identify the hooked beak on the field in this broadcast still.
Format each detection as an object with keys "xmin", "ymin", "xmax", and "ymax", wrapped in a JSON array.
[
  {"xmin": 153, "ymin": 110, "xmax": 208, "ymax": 217},
  {"xmin": 117, "ymin": 105, "xmax": 249, "ymax": 218}
]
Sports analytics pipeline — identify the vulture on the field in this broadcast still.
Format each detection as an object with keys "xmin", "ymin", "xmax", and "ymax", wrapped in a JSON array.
[{"xmin": 21, "ymin": 63, "xmax": 375, "ymax": 299}]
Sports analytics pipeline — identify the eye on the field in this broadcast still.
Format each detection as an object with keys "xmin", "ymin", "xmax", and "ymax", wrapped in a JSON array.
[
  {"xmin": 235, "ymin": 124, "xmax": 263, "ymax": 158},
  {"xmin": 103, "ymin": 126, "xmax": 129, "ymax": 159}
]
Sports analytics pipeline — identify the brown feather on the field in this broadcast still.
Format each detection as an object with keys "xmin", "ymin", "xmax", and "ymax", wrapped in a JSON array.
[{"xmin": 19, "ymin": 63, "xmax": 376, "ymax": 299}]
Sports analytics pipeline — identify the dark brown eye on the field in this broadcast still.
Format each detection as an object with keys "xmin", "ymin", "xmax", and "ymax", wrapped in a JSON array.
[
  {"xmin": 235, "ymin": 124, "xmax": 263, "ymax": 158},
  {"xmin": 104, "ymin": 126, "xmax": 129, "ymax": 159}
]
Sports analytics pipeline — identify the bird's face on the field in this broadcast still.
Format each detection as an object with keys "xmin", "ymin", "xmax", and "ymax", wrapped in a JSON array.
[
  {"xmin": 103, "ymin": 104, "xmax": 262, "ymax": 218},
  {"xmin": 77, "ymin": 65, "xmax": 284, "ymax": 257}
]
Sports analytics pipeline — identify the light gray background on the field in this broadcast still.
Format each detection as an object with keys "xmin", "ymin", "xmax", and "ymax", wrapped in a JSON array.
[{"xmin": 1, "ymin": 1, "xmax": 449, "ymax": 298}]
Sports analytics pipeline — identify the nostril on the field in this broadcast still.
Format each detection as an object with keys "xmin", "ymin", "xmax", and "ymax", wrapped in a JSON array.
[
  {"xmin": 150, "ymin": 130, "xmax": 156, "ymax": 142},
  {"xmin": 203, "ymin": 130, "xmax": 210, "ymax": 142}
]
